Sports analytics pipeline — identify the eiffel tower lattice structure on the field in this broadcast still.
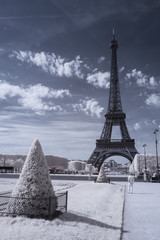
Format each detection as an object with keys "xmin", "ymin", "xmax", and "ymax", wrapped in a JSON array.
[{"xmin": 87, "ymin": 32, "xmax": 138, "ymax": 170}]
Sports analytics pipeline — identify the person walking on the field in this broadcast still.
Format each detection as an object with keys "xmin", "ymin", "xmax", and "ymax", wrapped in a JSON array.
[{"xmin": 128, "ymin": 173, "xmax": 135, "ymax": 194}]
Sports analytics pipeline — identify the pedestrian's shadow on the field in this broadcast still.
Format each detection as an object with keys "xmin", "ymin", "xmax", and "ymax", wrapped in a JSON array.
[{"xmin": 59, "ymin": 211, "xmax": 121, "ymax": 230}]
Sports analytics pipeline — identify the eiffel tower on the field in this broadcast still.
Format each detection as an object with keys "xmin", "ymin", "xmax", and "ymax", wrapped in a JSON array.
[{"xmin": 87, "ymin": 31, "xmax": 138, "ymax": 170}]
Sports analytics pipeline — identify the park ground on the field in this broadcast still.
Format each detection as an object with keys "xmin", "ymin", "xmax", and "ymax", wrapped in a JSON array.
[
  {"xmin": 0, "ymin": 179, "xmax": 124, "ymax": 240},
  {"xmin": 0, "ymin": 178, "xmax": 160, "ymax": 240}
]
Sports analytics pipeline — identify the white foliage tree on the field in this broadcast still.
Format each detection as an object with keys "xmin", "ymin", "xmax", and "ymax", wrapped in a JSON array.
[
  {"xmin": 4, "ymin": 159, "xmax": 15, "ymax": 166},
  {"xmin": 68, "ymin": 161, "xmax": 86, "ymax": 172},
  {"xmin": 7, "ymin": 139, "xmax": 57, "ymax": 218},
  {"xmin": 85, "ymin": 164, "xmax": 93, "ymax": 173},
  {"xmin": 14, "ymin": 158, "xmax": 25, "ymax": 173},
  {"xmin": 0, "ymin": 157, "xmax": 4, "ymax": 165},
  {"xmin": 92, "ymin": 166, "xmax": 98, "ymax": 174},
  {"xmin": 96, "ymin": 164, "xmax": 108, "ymax": 183},
  {"xmin": 68, "ymin": 161, "xmax": 76, "ymax": 172},
  {"xmin": 81, "ymin": 162, "xmax": 86, "ymax": 171},
  {"xmin": 130, "ymin": 154, "xmax": 160, "ymax": 174}
]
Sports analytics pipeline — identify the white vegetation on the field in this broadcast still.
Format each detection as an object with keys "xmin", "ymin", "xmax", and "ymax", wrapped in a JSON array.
[
  {"xmin": 68, "ymin": 160, "xmax": 86, "ymax": 172},
  {"xmin": 68, "ymin": 161, "xmax": 98, "ymax": 174},
  {"xmin": 0, "ymin": 156, "xmax": 25, "ymax": 173},
  {"xmin": 85, "ymin": 163, "xmax": 92, "ymax": 173},
  {"xmin": 85, "ymin": 164, "xmax": 98, "ymax": 174},
  {"xmin": 81, "ymin": 162, "xmax": 86, "ymax": 171},
  {"xmin": 92, "ymin": 166, "xmax": 98, "ymax": 174},
  {"xmin": 0, "ymin": 155, "xmax": 26, "ymax": 167},
  {"xmin": 14, "ymin": 158, "xmax": 25, "ymax": 172},
  {"xmin": 130, "ymin": 154, "xmax": 160, "ymax": 174},
  {"xmin": 0, "ymin": 154, "xmax": 69, "ymax": 172},
  {"xmin": 7, "ymin": 139, "xmax": 57, "ymax": 218},
  {"xmin": 96, "ymin": 164, "xmax": 108, "ymax": 183}
]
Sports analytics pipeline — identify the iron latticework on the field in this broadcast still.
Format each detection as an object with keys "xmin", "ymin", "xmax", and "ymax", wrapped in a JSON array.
[{"xmin": 87, "ymin": 32, "xmax": 138, "ymax": 170}]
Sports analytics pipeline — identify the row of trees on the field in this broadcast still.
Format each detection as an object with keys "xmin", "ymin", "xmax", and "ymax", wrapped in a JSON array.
[
  {"xmin": 68, "ymin": 161, "xmax": 98, "ymax": 174},
  {"xmin": 0, "ymin": 156, "xmax": 25, "ymax": 172},
  {"xmin": 0, "ymin": 155, "xmax": 98, "ymax": 174},
  {"xmin": 130, "ymin": 154, "xmax": 160, "ymax": 174}
]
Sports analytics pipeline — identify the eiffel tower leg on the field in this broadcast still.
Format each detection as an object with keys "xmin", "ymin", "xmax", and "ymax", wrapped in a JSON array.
[
  {"xmin": 88, "ymin": 150, "xmax": 100, "ymax": 166},
  {"xmin": 88, "ymin": 149, "xmax": 106, "ymax": 170},
  {"xmin": 120, "ymin": 121, "xmax": 130, "ymax": 140},
  {"xmin": 100, "ymin": 122, "xmax": 112, "ymax": 140}
]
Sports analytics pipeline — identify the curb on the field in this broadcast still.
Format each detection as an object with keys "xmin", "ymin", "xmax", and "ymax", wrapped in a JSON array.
[{"xmin": 120, "ymin": 185, "xmax": 126, "ymax": 240}]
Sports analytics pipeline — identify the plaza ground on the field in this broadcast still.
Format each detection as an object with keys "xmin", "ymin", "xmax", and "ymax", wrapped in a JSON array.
[
  {"xmin": 0, "ymin": 178, "xmax": 160, "ymax": 240},
  {"xmin": 123, "ymin": 181, "xmax": 160, "ymax": 240},
  {"xmin": 0, "ymin": 179, "xmax": 124, "ymax": 240}
]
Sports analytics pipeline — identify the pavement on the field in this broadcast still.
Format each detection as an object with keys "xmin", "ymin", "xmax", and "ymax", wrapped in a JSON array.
[{"xmin": 122, "ymin": 182, "xmax": 160, "ymax": 240}]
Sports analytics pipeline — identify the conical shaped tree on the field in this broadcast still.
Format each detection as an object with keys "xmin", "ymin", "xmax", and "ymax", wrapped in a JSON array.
[
  {"xmin": 7, "ymin": 139, "xmax": 57, "ymax": 218},
  {"xmin": 96, "ymin": 164, "xmax": 108, "ymax": 183}
]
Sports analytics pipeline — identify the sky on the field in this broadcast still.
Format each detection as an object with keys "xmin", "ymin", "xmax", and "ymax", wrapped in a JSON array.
[{"xmin": 0, "ymin": 0, "xmax": 160, "ymax": 162}]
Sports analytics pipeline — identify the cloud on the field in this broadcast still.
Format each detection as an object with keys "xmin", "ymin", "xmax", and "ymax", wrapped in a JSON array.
[
  {"xmin": 144, "ymin": 120, "xmax": 149, "ymax": 126},
  {"xmin": 134, "ymin": 122, "xmax": 141, "ymax": 130},
  {"xmin": 119, "ymin": 66, "xmax": 125, "ymax": 73},
  {"xmin": 126, "ymin": 69, "xmax": 158, "ymax": 87},
  {"xmin": 86, "ymin": 71, "xmax": 110, "ymax": 88},
  {"xmin": 98, "ymin": 56, "xmax": 105, "ymax": 64},
  {"xmin": 11, "ymin": 51, "xmax": 112, "ymax": 90},
  {"xmin": 149, "ymin": 76, "xmax": 158, "ymax": 87},
  {"xmin": 11, "ymin": 51, "xmax": 111, "ymax": 89},
  {"xmin": 0, "ymin": 81, "xmax": 71, "ymax": 114},
  {"xmin": 152, "ymin": 120, "xmax": 156, "ymax": 125},
  {"xmin": 72, "ymin": 98, "xmax": 104, "ymax": 118},
  {"xmin": 145, "ymin": 93, "xmax": 160, "ymax": 107},
  {"xmin": 11, "ymin": 51, "xmax": 84, "ymax": 79}
]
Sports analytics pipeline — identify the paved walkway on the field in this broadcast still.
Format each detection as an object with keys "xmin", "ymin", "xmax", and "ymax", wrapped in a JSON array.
[{"xmin": 122, "ymin": 182, "xmax": 160, "ymax": 240}]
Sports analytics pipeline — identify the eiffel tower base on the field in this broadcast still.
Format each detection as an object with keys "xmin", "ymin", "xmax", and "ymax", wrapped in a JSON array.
[{"xmin": 88, "ymin": 139, "xmax": 137, "ymax": 170}]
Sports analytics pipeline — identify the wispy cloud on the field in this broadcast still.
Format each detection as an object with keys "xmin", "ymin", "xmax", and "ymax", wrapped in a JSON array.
[
  {"xmin": 152, "ymin": 120, "xmax": 156, "ymax": 125},
  {"xmin": 145, "ymin": 93, "xmax": 160, "ymax": 107},
  {"xmin": 86, "ymin": 71, "xmax": 110, "ymax": 88},
  {"xmin": 11, "ymin": 51, "xmax": 84, "ymax": 79},
  {"xmin": 119, "ymin": 66, "xmax": 125, "ymax": 73},
  {"xmin": 98, "ymin": 56, "xmax": 105, "ymax": 64},
  {"xmin": 125, "ymin": 69, "xmax": 158, "ymax": 87},
  {"xmin": 72, "ymin": 98, "xmax": 104, "ymax": 118},
  {"xmin": 0, "ymin": 80, "xmax": 71, "ymax": 114},
  {"xmin": 11, "ymin": 51, "xmax": 112, "ymax": 89},
  {"xmin": 0, "ymin": 15, "xmax": 64, "ymax": 20},
  {"xmin": 134, "ymin": 122, "xmax": 141, "ymax": 130}
]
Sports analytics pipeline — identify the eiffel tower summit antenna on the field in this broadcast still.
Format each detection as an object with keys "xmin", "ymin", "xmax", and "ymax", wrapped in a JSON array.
[
  {"xmin": 112, "ymin": 28, "xmax": 115, "ymax": 40},
  {"xmin": 87, "ymin": 32, "xmax": 138, "ymax": 170}
]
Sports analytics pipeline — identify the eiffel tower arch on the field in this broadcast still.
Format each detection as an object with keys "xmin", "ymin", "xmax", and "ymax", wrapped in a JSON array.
[{"xmin": 87, "ymin": 31, "xmax": 138, "ymax": 170}]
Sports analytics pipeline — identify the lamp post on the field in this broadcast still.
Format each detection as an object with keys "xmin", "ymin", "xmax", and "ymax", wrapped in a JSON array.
[
  {"xmin": 153, "ymin": 129, "xmax": 159, "ymax": 171},
  {"xmin": 143, "ymin": 144, "xmax": 147, "ymax": 171},
  {"xmin": 143, "ymin": 144, "xmax": 147, "ymax": 182}
]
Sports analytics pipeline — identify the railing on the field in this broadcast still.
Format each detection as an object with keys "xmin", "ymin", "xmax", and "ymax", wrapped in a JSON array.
[{"xmin": 0, "ymin": 190, "xmax": 68, "ymax": 220}]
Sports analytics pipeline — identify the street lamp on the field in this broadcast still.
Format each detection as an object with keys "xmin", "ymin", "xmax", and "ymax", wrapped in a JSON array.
[
  {"xmin": 153, "ymin": 129, "xmax": 159, "ymax": 171},
  {"xmin": 143, "ymin": 144, "xmax": 147, "ymax": 171}
]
